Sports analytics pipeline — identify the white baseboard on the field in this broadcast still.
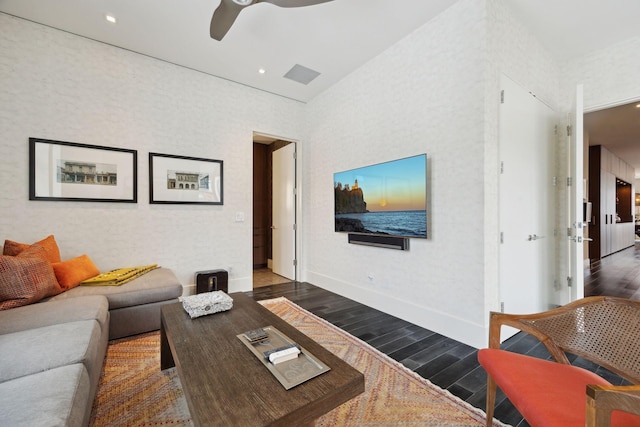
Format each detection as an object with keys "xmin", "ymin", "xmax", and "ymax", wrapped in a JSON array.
[{"xmin": 305, "ymin": 271, "xmax": 487, "ymax": 349}]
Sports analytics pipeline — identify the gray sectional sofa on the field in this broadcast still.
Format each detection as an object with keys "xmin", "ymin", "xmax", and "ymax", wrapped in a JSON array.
[
  {"xmin": 47, "ymin": 267, "xmax": 184, "ymax": 339},
  {"xmin": 0, "ymin": 268, "xmax": 183, "ymax": 427}
]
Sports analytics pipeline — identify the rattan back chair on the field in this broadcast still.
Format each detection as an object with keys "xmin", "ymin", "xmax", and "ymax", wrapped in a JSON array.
[{"xmin": 482, "ymin": 296, "xmax": 640, "ymax": 427}]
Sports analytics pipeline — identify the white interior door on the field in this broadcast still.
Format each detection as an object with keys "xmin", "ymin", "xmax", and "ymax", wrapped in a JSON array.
[
  {"xmin": 499, "ymin": 75, "xmax": 556, "ymax": 320},
  {"xmin": 272, "ymin": 143, "xmax": 296, "ymax": 280},
  {"xmin": 566, "ymin": 84, "xmax": 585, "ymax": 304}
]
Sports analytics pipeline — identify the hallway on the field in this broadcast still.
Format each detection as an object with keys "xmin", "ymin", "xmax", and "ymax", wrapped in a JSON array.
[
  {"xmin": 252, "ymin": 268, "xmax": 291, "ymax": 289},
  {"xmin": 585, "ymin": 243, "xmax": 640, "ymax": 300}
]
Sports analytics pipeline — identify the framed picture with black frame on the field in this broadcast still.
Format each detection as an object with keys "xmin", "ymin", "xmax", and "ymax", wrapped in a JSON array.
[
  {"xmin": 149, "ymin": 152, "xmax": 223, "ymax": 205},
  {"xmin": 29, "ymin": 137, "xmax": 137, "ymax": 203}
]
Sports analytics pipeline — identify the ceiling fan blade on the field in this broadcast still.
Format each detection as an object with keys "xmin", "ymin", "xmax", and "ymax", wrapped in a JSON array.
[
  {"xmin": 210, "ymin": 0, "xmax": 332, "ymax": 41},
  {"xmin": 261, "ymin": 0, "xmax": 334, "ymax": 7},
  {"xmin": 210, "ymin": 0, "xmax": 250, "ymax": 41}
]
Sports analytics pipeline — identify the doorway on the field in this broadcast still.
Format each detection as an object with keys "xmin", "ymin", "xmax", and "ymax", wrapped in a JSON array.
[
  {"xmin": 252, "ymin": 133, "xmax": 297, "ymax": 288},
  {"xmin": 583, "ymin": 100, "xmax": 640, "ymax": 296}
]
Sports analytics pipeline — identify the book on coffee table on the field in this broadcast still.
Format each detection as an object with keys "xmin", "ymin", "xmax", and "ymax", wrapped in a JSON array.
[{"xmin": 243, "ymin": 328, "xmax": 269, "ymax": 343}]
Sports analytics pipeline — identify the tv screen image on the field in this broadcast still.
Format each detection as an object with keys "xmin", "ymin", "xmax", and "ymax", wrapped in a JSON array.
[{"xmin": 334, "ymin": 154, "xmax": 427, "ymax": 239}]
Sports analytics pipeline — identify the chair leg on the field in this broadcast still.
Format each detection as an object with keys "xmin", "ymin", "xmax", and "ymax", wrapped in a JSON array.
[{"xmin": 485, "ymin": 374, "xmax": 497, "ymax": 427}]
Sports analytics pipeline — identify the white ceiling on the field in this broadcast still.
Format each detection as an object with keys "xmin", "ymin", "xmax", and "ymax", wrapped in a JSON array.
[
  {"xmin": 0, "ymin": 0, "xmax": 458, "ymax": 103},
  {"xmin": 1, "ymin": 0, "xmax": 639, "ymax": 168},
  {"xmin": 1, "ymin": 0, "xmax": 638, "ymax": 102}
]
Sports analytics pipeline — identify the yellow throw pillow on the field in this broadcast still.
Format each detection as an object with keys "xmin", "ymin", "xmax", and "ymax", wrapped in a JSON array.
[{"xmin": 52, "ymin": 254, "xmax": 100, "ymax": 291}]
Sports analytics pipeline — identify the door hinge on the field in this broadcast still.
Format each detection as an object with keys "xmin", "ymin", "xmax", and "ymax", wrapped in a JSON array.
[
  {"xmin": 293, "ymin": 223, "xmax": 297, "ymax": 231},
  {"xmin": 567, "ymin": 125, "xmax": 572, "ymax": 137},
  {"xmin": 500, "ymin": 302, "xmax": 505, "ymax": 313},
  {"xmin": 293, "ymin": 150, "xmax": 297, "ymax": 160},
  {"xmin": 567, "ymin": 176, "xmax": 572, "ymax": 187},
  {"xmin": 500, "ymin": 90, "xmax": 505, "ymax": 104},
  {"xmin": 552, "ymin": 176, "xmax": 557, "ymax": 186},
  {"xmin": 500, "ymin": 161, "xmax": 504, "ymax": 174},
  {"xmin": 500, "ymin": 232, "xmax": 504, "ymax": 244},
  {"xmin": 293, "ymin": 259, "xmax": 297, "ymax": 267},
  {"xmin": 567, "ymin": 276, "xmax": 573, "ymax": 287}
]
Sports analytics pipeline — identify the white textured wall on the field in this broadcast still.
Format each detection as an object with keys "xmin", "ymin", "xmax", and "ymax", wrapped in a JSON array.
[
  {"xmin": 0, "ymin": 13, "xmax": 304, "ymax": 291},
  {"xmin": 561, "ymin": 36, "xmax": 640, "ymax": 111},
  {"xmin": 301, "ymin": 0, "xmax": 565, "ymax": 348},
  {"xmin": 303, "ymin": 0, "xmax": 489, "ymax": 347}
]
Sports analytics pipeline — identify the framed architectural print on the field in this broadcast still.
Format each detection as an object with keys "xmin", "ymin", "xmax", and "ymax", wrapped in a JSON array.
[
  {"xmin": 29, "ymin": 138, "xmax": 137, "ymax": 203},
  {"xmin": 149, "ymin": 152, "xmax": 223, "ymax": 205}
]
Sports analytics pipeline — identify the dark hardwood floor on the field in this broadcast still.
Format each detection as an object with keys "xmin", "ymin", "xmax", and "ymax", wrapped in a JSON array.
[
  {"xmin": 585, "ymin": 242, "xmax": 640, "ymax": 299},
  {"xmin": 249, "ymin": 245, "xmax": 638, "ymax": 427}
]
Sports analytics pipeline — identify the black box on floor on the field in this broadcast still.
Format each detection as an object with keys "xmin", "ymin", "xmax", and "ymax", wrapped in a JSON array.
[{"xmin": 195, "ymin": 269, "xmax": 228, "ymax": 294}]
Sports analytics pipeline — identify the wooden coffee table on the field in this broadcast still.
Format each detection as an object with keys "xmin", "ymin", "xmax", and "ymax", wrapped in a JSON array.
[{"xmin": 160, "ymin": 292, "xmax": 364, "ymax": 426}]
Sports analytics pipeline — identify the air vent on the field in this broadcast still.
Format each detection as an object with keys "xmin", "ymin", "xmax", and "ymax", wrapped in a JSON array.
[{"xmin": 283, "ymin": 64, "xmax": 321, "ymax": 85}]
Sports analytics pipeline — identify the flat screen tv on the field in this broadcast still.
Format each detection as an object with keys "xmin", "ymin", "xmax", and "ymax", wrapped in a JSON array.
[{"xmin": 334, "ymin": 154, "xmax": 427, "ymax": 239}]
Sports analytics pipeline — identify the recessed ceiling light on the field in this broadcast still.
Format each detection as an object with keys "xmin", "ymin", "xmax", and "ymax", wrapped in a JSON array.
[
  {"xmin": 233, "ymin": 0, "xmax": 253, "ymax": 5},
  {"xmin": 635, "ymin": 103, "xmax": 640, "ymax": 108},
  {"xmin": 258, "ymin": 68, "xmax": 266, "ymax": 74},
  {"xmin": 105, "ymin": 14, "xmax": 117, "ymax": 24}
]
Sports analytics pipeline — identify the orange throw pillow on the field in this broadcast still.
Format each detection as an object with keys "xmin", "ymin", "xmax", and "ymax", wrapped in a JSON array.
[
  {"xmin": 3, "ymin": 235, "xmax": 62, "ymax": 264},
  {"xmin": 0, "ymin": 245, "xmax": 62, "ymax": 310},
  {"xmin": 52, "ymin": 255, "xmax": 100, "ymax": 291}
]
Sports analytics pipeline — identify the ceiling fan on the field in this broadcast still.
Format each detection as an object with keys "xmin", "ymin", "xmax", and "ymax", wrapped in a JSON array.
[{"xmin": 210, "ymin": 0, "xmax": 334, "ymax": 41}]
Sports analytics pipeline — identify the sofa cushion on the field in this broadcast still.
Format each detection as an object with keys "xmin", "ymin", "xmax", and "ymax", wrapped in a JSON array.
[
  {"xmin": 0, "ymin": 364, "xmax": 90, "ymax": 427},
  {"xmin": 3, "ymin": 234, "xmax": 62, "ymax": 264},
  {"xmin": 52, "ymin": 254, "xmax": 100, "ymax": 291},
  {"xmin": 0, "ymin": 295, "xmax": 109, "ymax": 335},
  {"xmin": 0, "ymin": 245, "xmax": 62, "ymax": 310},
  {"xmin": 0, "ymin": 319, "xmax": 103, "ymax": 383},
  {"xmin": 49, "ymin": 267, "xmax": 183, "ymax": 309},
  {"xmin": 478, "ymin": 348, "xmax": 640, "ymax": 426}
]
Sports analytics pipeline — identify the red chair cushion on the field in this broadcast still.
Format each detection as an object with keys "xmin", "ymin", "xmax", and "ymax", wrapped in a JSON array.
[{"xmin": 478, "ymin": 348, "xmax": 640, "ymax": 426}]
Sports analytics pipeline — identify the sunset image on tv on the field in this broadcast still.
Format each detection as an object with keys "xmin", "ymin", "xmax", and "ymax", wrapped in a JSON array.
[{"xmin": 334, "ymin": 154, "xmax": 427, "ymax": 238}]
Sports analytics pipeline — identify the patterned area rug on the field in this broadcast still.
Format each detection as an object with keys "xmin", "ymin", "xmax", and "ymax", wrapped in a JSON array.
[
  {"xmin": 89, "ymin": 297, "xmax": 507, "ymax": 426},
  {"xmin": 88, "ymin": 332, "xmax": 192, "ymax": 426},
  {"xmin": 262, "ymin": 297, "xmax": 507, "ymax": 427}
]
